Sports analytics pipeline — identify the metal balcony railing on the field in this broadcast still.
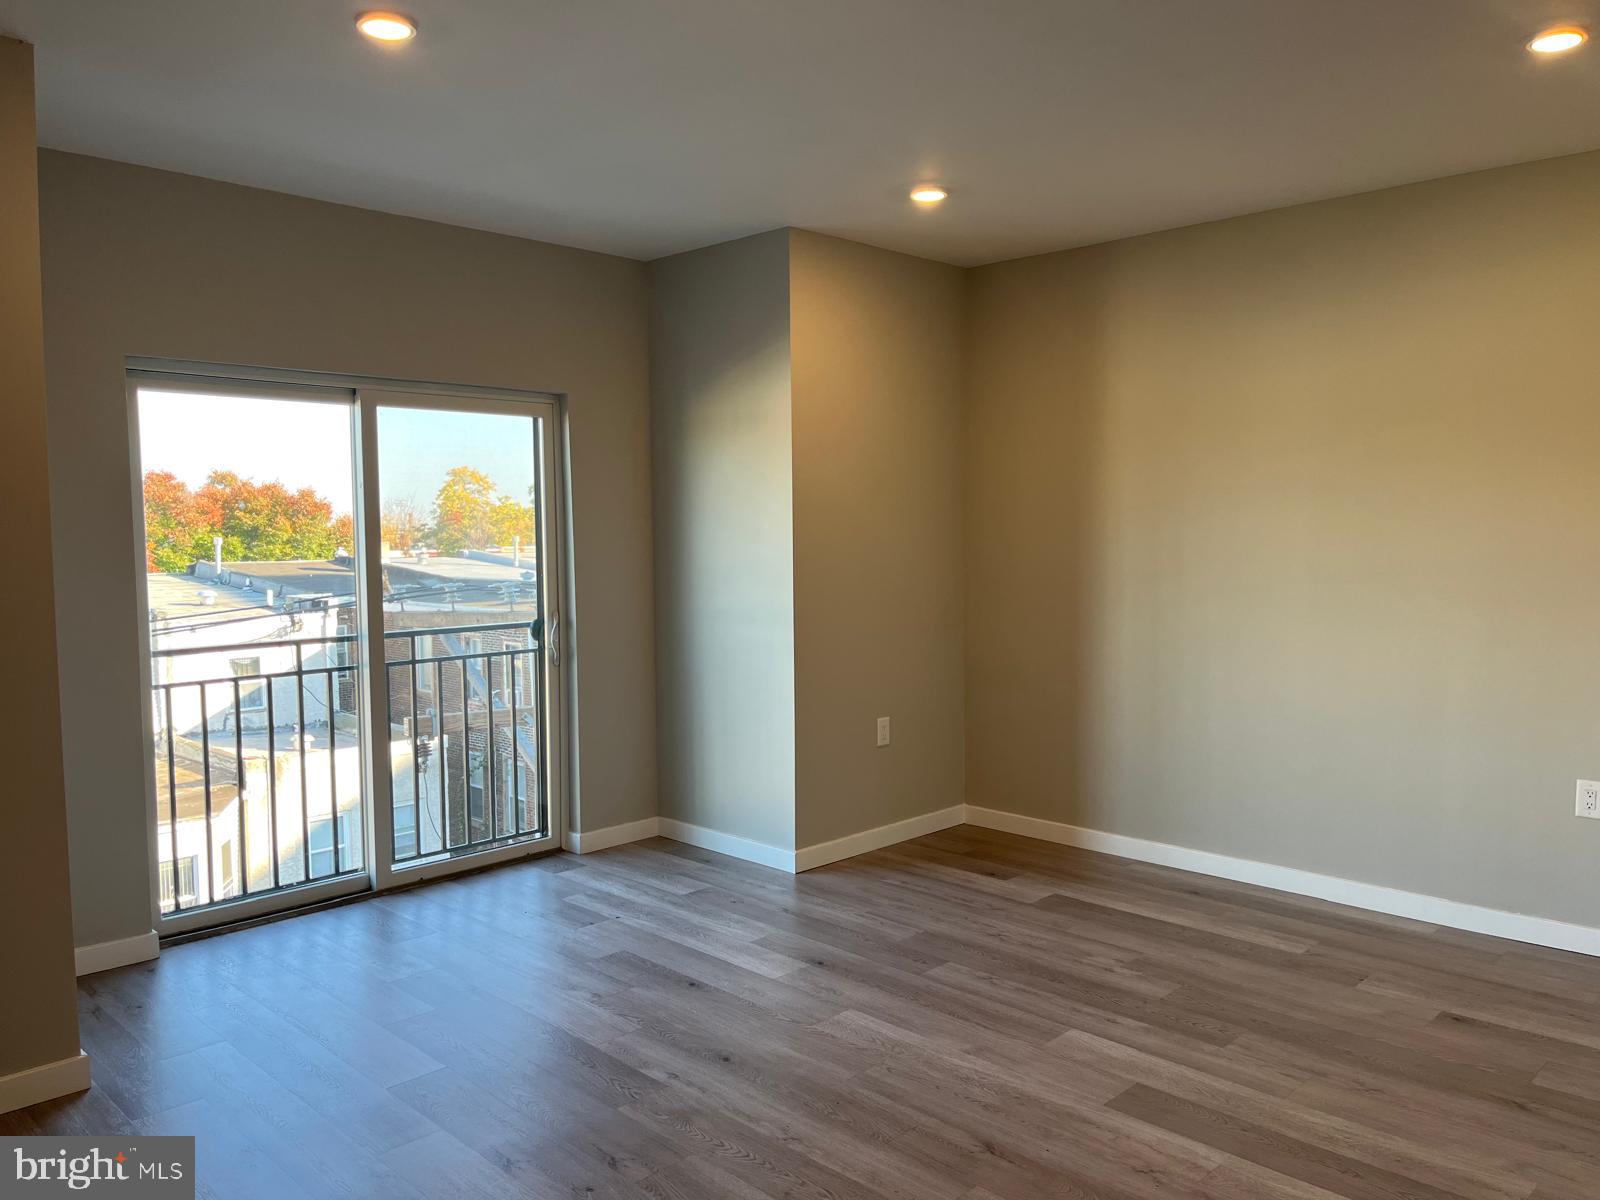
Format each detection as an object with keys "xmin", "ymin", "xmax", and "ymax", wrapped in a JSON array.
[
  {"xmin": 148, "ymin": 618, "xmax": 546, "ymax": 918},
  {"xmin": 151, "ymin": 632, "xmax": 361, "ymax": 915},
  {"xmin": 384, "ymin": 619, "xmax": 547, "ymax": 864}
]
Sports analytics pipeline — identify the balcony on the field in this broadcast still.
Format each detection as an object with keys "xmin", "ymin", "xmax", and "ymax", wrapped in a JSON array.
[{"xmin": 151, "ymin": 619, "xmax": 546, "ymax": 917}]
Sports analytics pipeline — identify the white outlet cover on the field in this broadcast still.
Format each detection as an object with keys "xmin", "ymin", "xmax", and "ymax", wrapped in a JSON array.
[{"xmin": 1577, "ymin": 780, "xmax": 1600, "ymax": 819}]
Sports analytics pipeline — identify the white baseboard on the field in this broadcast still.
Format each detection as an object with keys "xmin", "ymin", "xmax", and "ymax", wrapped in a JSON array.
[
  {"xmin": 558, "ymin": 813, "xmax": 799, "ymax": 871},
  {"xmin": 564, "ymin": 817, "xmax": 661, "ymax": 854},
  {"xmin": 794, "ymin": 805, "xmax": 968, "ymax": 872},
  {"xmin": 965, "ymin": 806, "xmax": 1600, "ymax": 959},
  {"xmin": 75, "ymin": 931, "xmax": 159, "ymax": 977},
  {"xmin": 652, "ymin": 806, "xmax": 967, "ymax": 874},
  {"xmin": 656, "ymin": 818, "xmax": 797, "ymax": 872},
  {"xmin": 562, "ymin": 803, "xmax": 1599, "ymax": 957},
  {"xmin": 0, "ymin": 1052, "xmax": 91, "ymax": 1115}
]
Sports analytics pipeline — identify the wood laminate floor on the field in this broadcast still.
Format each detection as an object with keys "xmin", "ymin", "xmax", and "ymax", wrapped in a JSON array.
[{"xmin": 7, "ymin": 827, "xmax": 1600, "ymax": 1199}]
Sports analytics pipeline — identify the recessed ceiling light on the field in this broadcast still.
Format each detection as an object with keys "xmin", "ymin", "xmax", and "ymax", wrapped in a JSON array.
[
  {"xmin": 1527, "ymin": 26, "xmax": 1587, "ymax": 54},
  {"xmin": 356, "ymin": 11, "xmax": 418, "ymax": 42},
  {"xmin": 910, "ymin": 185, "xmax": 948, "ymax": 206}
]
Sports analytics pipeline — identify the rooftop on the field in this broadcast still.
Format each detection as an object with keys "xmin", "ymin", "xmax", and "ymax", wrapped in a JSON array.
[
  {"xmin": 206, "ymin": 558, "xmax": 357, "ymax": 598},
  {"xmin": 387, "ymin": 556, "xmax": 534, "ymax": 586},
  {"xmin": 147, "ymin": 572, "xmax": 268, "ymax": 622},
  {"xmin": 150, "ymin": 554, "xmax": 540, "ymax": 640}
]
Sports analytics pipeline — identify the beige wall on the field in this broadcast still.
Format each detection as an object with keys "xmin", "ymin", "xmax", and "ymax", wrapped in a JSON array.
[
  {"xmin": 650, "ymin": 231, "xmax": 797, "ymax": 849},
  {"xmin": 650, "ymin": 229, "xmax": 967, "ymax": 853},
  {"xmin": 38, "ymin": 152, "xmax": 657, "ymax": 947},
  {"xmin": 0, "ymin": 38, "xmax": 81, "ymax": 1083},
  {"xmin": 33, "ymin": 132, "xmax": 1600, "ymax": 945},
  {"xmin": 967, "ymin": 149, "xmax": 1600, "ymax": 925},
  {"xmin": 790, "ymin": 231, "xmax": 966, "ymax": 847}
]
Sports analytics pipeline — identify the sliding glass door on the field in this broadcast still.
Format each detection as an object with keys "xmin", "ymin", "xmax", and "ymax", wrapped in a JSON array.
[
  {"xmin": 133, "ymin": 371, "xmax": 565, "ymax": 933},
  {"xmin": 364, "ymin": 392, "xmax": 563, "ymax": 888}
]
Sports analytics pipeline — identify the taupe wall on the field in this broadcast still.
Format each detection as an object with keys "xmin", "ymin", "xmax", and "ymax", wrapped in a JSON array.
[
  {"xmin": 790, "ymin": 231, "xmax": 966, "ymax": 847},
  {"xmin": 0, "ymin": 38, "xmax": 81, "ymax": 1081},
  {"xmin": 650, "ymin": 229, "xmax": 967, "ymax": 853},
  {"xmin": 967, "ymin": 149, "xmax": 1600, "ymax": 925},
  {"xmin": 650, "ymin": 231, "xmax": 797, "ymax": 849},
  {"xmin": 34, "ymin": 135, "xmax": 1600, "ymax": 944},
  {"xmin": 38, "ymin": 152, "xmax": 657, "ymax": 947}
]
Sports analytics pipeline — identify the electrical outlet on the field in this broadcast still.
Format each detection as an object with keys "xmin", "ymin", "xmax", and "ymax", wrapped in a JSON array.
[
  {"xmin": 876, "ymin": 716, "xmax": 891, "ymax": 747},
  {"xmin": 1578, "ymin": 780, "xmax": 1600, "ymax": 819}
]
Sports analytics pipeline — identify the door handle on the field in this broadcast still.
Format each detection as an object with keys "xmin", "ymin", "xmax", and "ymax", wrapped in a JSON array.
[{"xmin": 548, "ymin": 609, "xmax": 560, "ymax": 667}]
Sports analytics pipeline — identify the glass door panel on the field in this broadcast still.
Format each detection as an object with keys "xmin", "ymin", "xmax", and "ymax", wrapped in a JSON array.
[
  {"xmin": 135, "ymin": 382, "xmax": 368, "ymax": 929},
  {"xmin": 372, "ymin": 400, "xmax": 559, "ymax": 872}
]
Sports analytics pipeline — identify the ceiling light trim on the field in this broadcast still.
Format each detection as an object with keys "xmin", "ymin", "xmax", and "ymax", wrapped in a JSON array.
[
  {"xmin": 356, "ymin": 11, "xmax": 418, "ymax": 43},
  {"xmin": 1527, "ymin": 26, "xmax": 1587, "ymax": 54}
]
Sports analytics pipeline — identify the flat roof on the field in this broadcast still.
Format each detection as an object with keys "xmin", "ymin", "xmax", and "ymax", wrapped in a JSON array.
[
  {"xmin": 216, "ymin": 559, "xmax": 358, "ymax": 596},
  {"xmin": 388, "ymin": 557, "xmax": 534, "ymax": 585},
  {"xmin": 147, "ymin": 572, "xmax": 269, "ymax": 621}
]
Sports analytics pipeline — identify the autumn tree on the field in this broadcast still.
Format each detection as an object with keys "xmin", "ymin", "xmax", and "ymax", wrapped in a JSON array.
[
  {"xmin": 142, "ymin": 470, "xmax": 350, "ymax": 572},
  {"xmin": 430, "ymin": 466, "xmax": 535, "ymax": 555},
  {"xmin": 142, "ymin": 471, "xmax": 198, "ymax": 571},
  {"xmin": 490, "ymin": 492, "xmax": 537, "ymax": 551},
  {"xmin": 430, "ymin": 467, "xmax": 495, "ymax": 553},
  {"xmin": 143, "ymin": 466, "xmax": 533, "ymax": 572}
]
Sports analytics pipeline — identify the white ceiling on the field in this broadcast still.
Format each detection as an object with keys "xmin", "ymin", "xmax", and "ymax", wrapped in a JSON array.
[{"xmin": 4, "ymin": 0, "xmax": 1600, "ymax": 265}]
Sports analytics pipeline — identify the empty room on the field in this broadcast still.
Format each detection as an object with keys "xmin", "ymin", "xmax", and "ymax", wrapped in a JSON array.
[{"xmin": 3, "ymin": 3, "xmax": 1599, "ymax": 1197}]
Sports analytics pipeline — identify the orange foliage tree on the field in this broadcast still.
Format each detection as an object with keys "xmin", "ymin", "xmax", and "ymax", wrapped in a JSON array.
[{"xmin": 142, "ymin": 470, "xmax": 350, "ymax": 572}]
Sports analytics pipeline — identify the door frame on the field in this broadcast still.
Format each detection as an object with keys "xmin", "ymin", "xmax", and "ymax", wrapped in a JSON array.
[
  {"xmin": 356, "ymin": 387, "xmax": 569, "ymax": 893},
  {"xmin": 126, "ymin": 359, "xmax": 574, "ymax": 934}
]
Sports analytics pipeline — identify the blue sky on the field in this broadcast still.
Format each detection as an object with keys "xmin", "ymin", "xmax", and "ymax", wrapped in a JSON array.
[{"xmin": 137, "ymin": 390, "xmax": 537, "ymax": 517}]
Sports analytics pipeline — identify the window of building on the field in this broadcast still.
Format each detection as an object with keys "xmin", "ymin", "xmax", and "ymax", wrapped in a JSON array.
[
  {"xmin": 159, "ymin": 856, "xmax": 199, "ymax": 907},
  {"xmin": 308, "ymin": 812, "xmax": 356, "ymax": 879},
  {"xmin": 231, "ymin": 656, "xmax": 267, "ymax": 710},
  {"xmin": 393, "ymin": 799, "xmax": 418, "ymax": 859}
]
